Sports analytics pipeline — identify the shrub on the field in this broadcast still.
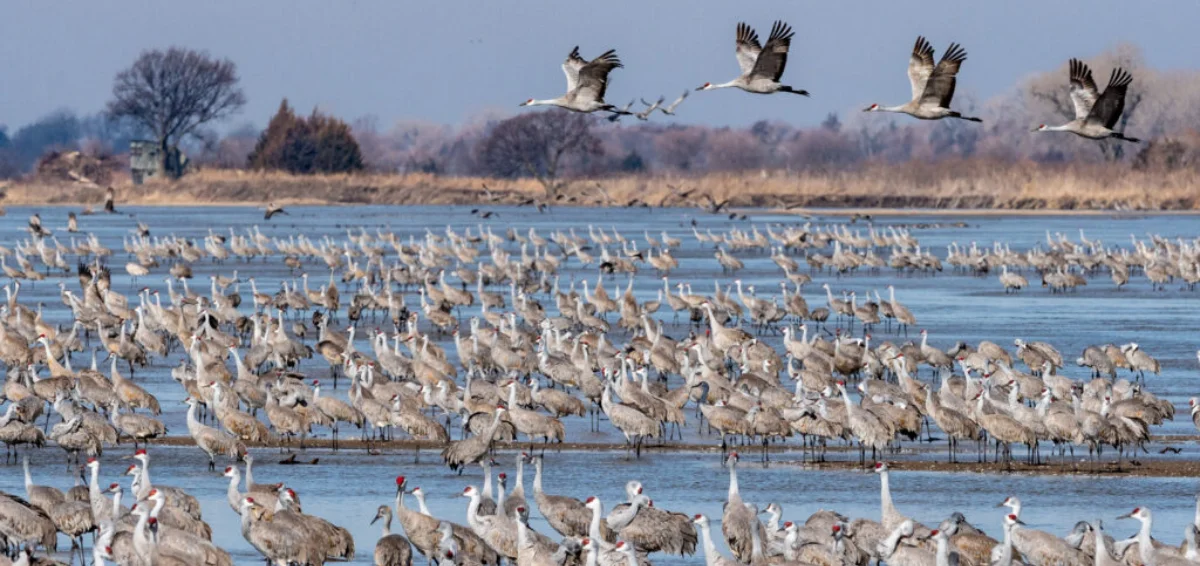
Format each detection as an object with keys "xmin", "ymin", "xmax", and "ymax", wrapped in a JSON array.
[{"xmin": 248, "ymin": 99, "xmax": 364, "ymax": 174}]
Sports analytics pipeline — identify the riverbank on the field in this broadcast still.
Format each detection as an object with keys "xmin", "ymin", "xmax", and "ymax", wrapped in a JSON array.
[{"xmin": 3, "ymin": 163, "xmax": 1198, "ymax": 211}]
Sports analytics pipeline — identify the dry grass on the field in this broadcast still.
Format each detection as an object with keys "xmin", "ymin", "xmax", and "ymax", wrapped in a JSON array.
[{"xmin": 3, "ymin": 161, "xmax": 1198, "ymax": 211}]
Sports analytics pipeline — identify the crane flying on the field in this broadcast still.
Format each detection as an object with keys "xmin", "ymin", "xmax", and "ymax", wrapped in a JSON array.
[
  {"xmin": 1034, "ymin": 58, "xmax": 1140, "ymax": 142},
  {"xmin": 864, "ymin": 36, "xmax": 982, "ymax": 122},
  {"xmin": 697, "ymin": 21, "xmax": 809, "ymax": 97},
  {"xmin": 521, "ymin": 47, "xmax": 632, "ymax": 115}
]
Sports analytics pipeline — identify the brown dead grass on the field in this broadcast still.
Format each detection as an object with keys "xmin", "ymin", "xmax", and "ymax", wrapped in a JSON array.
[{"xmin": 4, "ymin": 161, "xmax": 1198, "ymax": 211}]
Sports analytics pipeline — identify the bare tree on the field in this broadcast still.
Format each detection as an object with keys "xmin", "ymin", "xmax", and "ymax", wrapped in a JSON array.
[
  {"xmin": 476, "ymin": 110, "xmax": 602, "ymax": 198},
  {"xmin": 107, "ymin": 47, "xmax": 245, "ymax": 178}
]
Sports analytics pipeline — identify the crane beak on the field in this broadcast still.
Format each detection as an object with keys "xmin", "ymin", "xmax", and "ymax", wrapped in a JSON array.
[
  {"xmin": 1116, "ymin": 512, "xmax": 1133, "ymax": 520},
  {"xmin": 370, "ymin": 515, "xmax": 381, "ymax": 525}
]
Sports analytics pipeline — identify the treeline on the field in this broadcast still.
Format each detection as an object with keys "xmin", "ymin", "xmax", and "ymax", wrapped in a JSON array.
[{"xmin": 5, "ymin": 43, "xmax": 1199, "ymax": 186}]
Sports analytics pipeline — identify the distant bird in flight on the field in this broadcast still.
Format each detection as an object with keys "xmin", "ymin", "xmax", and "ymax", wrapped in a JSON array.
[
  {"xmin": 1034, "ymin": 58, "xmax": 1139, "ymax": 142},
  {"xmin": 521, "ymin": 47, "xmax": 632, "ymax": 114},
  {"xmin": 864, "ymin": 36, "xmax": 982, "ymax": 122},
  {"xmin": 28, "ymin": 213, "xmax": 51, "ymax": 237},
  {"xmin": 658, "ymin": 90, "xmax": 689, "ymax": 115},
  {"xmin": 636, "ymin": 97, "xmax": 664, "ymax": 120},
  {"xmin": 697, "ymin": 21, "xmax": 809, "ymax": 96},
  {"xmin": 607, "ymin": 99, "xmax": 637, "ymax": 122},
  {"xmin": 264, "ymin": 202, "xmax": 288, "ymax": 220}
]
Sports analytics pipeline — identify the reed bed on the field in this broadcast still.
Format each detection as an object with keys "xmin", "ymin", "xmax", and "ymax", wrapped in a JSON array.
[{"xmin": 4, "ymin": 161, "xmax": 1197, "ymax": 211}]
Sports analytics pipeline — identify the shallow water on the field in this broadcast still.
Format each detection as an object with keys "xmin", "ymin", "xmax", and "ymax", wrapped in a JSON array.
[{"xmin": 2, "ymin": 205, "xmax": 1199, "ymax": 564}]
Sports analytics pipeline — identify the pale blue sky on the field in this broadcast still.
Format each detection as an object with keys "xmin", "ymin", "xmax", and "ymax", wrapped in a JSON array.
[{"xmin": 2, "ymin": 0, "xmax": 1198, "ymax": 130}]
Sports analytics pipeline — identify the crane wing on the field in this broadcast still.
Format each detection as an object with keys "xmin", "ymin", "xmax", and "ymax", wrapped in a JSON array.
[
  {"xmin": 735, "ymin": 22, "xmax": 762, "ymax": 75},
  {"xmin": 750, "ymin": 20, "xmax": 794, "ymax": 82},
  {"xmin": 1089, "ymin": 67, "xmax": 1133, "ymax": 129},
  {"xmin": 919, "ymin": 42, "xmax": 966, "ymax": 108},
  {"xmin": 907, "ymin": 36, "xmax": 936, "ymax": 102},
  {"xmin": 1067, "ymin": 58, "xmax": 1099, "ymax": 121},
  {"xmin": 562, "ymin": 47, "xmax": 587, "ymax": 93},
  {"xmin": 574, "ymin": 49, "xmax": 623, "ymax": 103}
]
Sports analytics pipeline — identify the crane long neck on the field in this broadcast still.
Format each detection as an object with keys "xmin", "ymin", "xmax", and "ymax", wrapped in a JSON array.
[
  {"xmin": 935, "ymin": 535, "xmax": 952, "ymax": 566},
  {"xmin": 1137, "ymin": 515, "xmax": 1153, "ymax": 548},
  {"xmin": 881, "ymin": 525, "xmax": 905, "ymax": 558},
  {"xmin": 1092, "ymin": 524, "xmax": 1108, "ymax": 559},
  {"xmin": 698, "ymin": 521, "xmax": 722, "ymax": 566},
  {"xmin": 727, "ymin": 464, "xmax": 740, "ymax": 499},
  {"xmin": 380, "ymin": 511, "xmax": 392, "ymax": 536},
  {"xmin": 588, "ymin": 501, "xmax": 604, "ymax": 542},
  {"xmin": 481, "ymin": 466, "xmax": 493, "ymax": 499},
  {"xmin": 227, "ymin": 471, "xmax": 242, "ymax": 507},
  {"xmin": 880, "ymin": 471, "xmax": 896, "ymax": 521}
]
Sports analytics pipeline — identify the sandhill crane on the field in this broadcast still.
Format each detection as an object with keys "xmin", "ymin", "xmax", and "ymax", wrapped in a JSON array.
[
  {"xmin": 606, "ymin": 99, "xmax": 636, "ymax": 122},
  {"xmin": 865, "ymin": 36, "xmax": 982, "ymax": 122},
  {"xmin": 698, "ymin": 21, "xmax": 809, "ymax": 96},
  {"xmin": 610, "ymin": 480, "xmax": 696, "ymax": 556},
  {"xmin": 392, "ymin": 477, "xmax": 500, "ymax": 565},
  {"xmin": 21, "ymin": 457, "xmax": 64, "ymax": 513},
  {"xmin": 143, "ymin": 489, "xmax": 228, "ymax": 564},
  {"xmin": 721, "ymin": 452, "xmax": 765, "ymax": 563},
  {"xmin": 109, "ymin": 401, "xmax": 165, "ymax": 448},
  {"xmin": 442, "ymin": 406, "xmax": 509, "ymax": 473},
  {"xmin": 500, "ymin": 452, "xmax": 531, "ymax": 519},
  {"xmin": 601, "ymin": 377, "xmax": 660, "ymax": 459},
  {"xmin": 184, "ymin": 397, "xmax": 245, "ymax": 470},
  {"xmin": 503, "ymin": 381, "xmax": 565, "ymax": 446},
  {"xmin": 874, "ymin": 462, "xmax": 928, "ymax": 534},
  {"xmin": 924, "ymin": 388, "xmax": 980, "ymax": 463},
  {"xmin": 658, "ymin": 91, "xmax": 689, "ymax": 115},
  {"xmin": 876, "ymin": 520, "xmax": 934, "ymax": 566},
  {"xmin": 1121, "ymin": 343, "xmax": 1160, "ymax": 382},
  {"xmin": 263, "ymin": 202, "xmax": 288, "ymax": 220},
  {"xmin": 533, "ymin": 455, "xmax": 601, "ymax": 539},
  {"xmin": 0, "ymin": 491, "xmax": 58, "ymax": 554},
  {"xmin": 973, "ymin": 392, "xmax": 1037, "ymax": 465},
  {"xmin": 0, "ymin": 404, "xmax": 45, "ymax": 463},
  {"xmin": 836, "ymin": 381, "xmax": 892, "ymax": 463},
  {"xmin": 521, "ymin": 47, "xmax": 630, "ymax": 114},
  {"xmin": 692, "ymin": 514, "xmax": 739, "ymax": 566},
  {"xmin": 311, "ymin": 379, "xmax": 364, "ymax": 450},
  {"xmin": 239, "ymin": 497, "xmax": 311, "ymax": 566},
  {"xmin": 999, "ymin": 496, "xmax": 1088, "ymax": 566},
  {"xmin": 999, "ymin": 266, "xmax": 1029, "ymax": 293},
  {"xmin": 1115, "ymin": 507, "xmax": 1185, "ymax": 566},
  {"xmin": 463, "ymin": 484, "xmax": 518, "ymax": 561},
  {"xmin": 1034, "ymin": 59, "xmax": 1140, "ymax": 142},
  {"xmin": 372, "ymin": 505, "xmax": 415, "ymax": 566},
  {"xmin": 886, "ymin": 285, "xmax": 916, "ymax": 335},
  {"xmin": 635, "ymin": 97, "xmax": 663, "ymax": 120}
]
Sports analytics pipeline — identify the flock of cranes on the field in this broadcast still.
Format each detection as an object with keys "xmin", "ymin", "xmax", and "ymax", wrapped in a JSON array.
[
  {"xmin": 522, "ymin": 21, "xmax": 1141, "ymax": 143},
  {"xmin": 7, "ymin": 445, "xmax": 1200, "ymax": 566},
  {"xmin": 0, "ymin": 205, "xmax": 1195, "ymax": 565}
]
